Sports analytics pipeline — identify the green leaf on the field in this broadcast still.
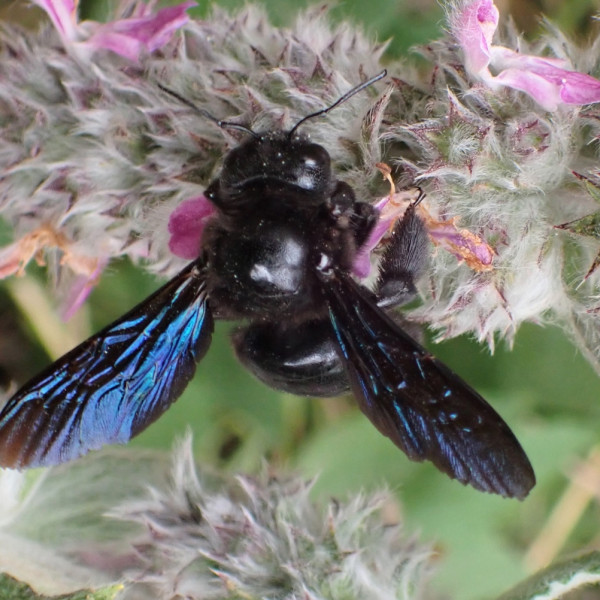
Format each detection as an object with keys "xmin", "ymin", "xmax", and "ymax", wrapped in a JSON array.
[
  {"xmin": 556, "ymin": 211, "xmax": 600, "ymax": 239},
  {"xmin": 0, "ymin": 574, "xmax": 122, "ymax": 600},
  {"xmin": 497, "ymin": 551, "xmax": 600, "ymax": 600},
  {"xmin": 573, "ymin": 171, "xmax": 600, "ymax": 205}
]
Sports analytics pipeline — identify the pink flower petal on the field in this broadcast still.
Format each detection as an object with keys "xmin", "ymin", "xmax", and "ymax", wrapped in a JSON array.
[
  {"xmin": 31, "ymin": 0, "xmax": 79, "ymax": 41},
  {"xmin": 488, "ymin": 48, "xmax": 600, "ymax": 110},
  {"xmin": 124, "ymin": 2, "xmax": 195, "ymax": 53},
  {"xmin": 491, "ymin": 47, "xmax": 570, "ymax": 71},
  {"xmin": 168, "ymin": 196, "xmax": 216, "ymax": 260},
  {"xmin": 451, "ymin": 0, "xmax": 499, "ymax": 76},
  {"xmin": 31, "ymin": 0, "xmax": 192, "ymax": 61},
  {"xmin": 352, "ymin": 209, "xmax": 382, "ymax": 278},
  {"xmin": 424, "ymin": 214, "xmax": 494, "ymax": 271},
  {"xmin": 452, "ymin": 2, "xmax": 600, "ymax": 111},
  {"xmin": 555, "ymin": 71, "xmax": 600, "ymax": 105},
  {"xmin": 0, "ymin": 242, "xmax": 26, "ymax": 279},
  {"xmin": 511, "ymin": 58, "xmax": 600, "ymax": 105},
  {"xmin": 87, "ymin": 1, "xmax": 194, "ymax": 60},
  {"xmin": 352, "ymin": 190, "xmax": 421, "ymax": 278},
  {"xmin": 491, "ymin": 67, "xmax": 563, "ymax": 112},
  {"xmin": 82, "ymin": 31, "xmax": 146, "ymax": 62},
  {"xmin": 61, "ymin": 258, "xmax": 107, "ymax": 320}
]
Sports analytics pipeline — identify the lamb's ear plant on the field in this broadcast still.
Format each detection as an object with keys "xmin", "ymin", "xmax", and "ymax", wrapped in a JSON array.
[{"xmin": 2, "ymin": 0, "xmax": 600, "ymax": 598}]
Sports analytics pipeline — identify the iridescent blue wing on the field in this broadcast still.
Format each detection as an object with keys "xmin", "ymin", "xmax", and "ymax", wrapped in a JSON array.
[
  {"xmin": 0, "ymin": 259, "xmax": 213, "ymax": 469},
  {"xmin": 322, "ymin": 271, "xmax": 535, "ymax": 498}
]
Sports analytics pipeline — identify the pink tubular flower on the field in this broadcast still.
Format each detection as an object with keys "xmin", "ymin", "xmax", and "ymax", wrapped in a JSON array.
[
  {"xmin": 168, "ymin": 196, "xmax": 216, "ymax": 260},
  {"xmin": 419, "ymin": 209, "xmax": 494, "ymax": 272},
  {"xmin": 353, "ymin": 189, "xmax": 421, "ymax": 278},
  {"xmin": 451, "ymin": 0, "xmax": 600, "ymax": 111},
  {"xmin": 31, "ymin": 0, "xmax": 194, "ymax": 61}
]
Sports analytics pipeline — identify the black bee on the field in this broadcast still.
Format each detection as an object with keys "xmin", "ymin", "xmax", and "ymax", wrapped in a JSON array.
[{"xmin": 0, "ymin": 72, "xmax": 535, "ymax": 498}]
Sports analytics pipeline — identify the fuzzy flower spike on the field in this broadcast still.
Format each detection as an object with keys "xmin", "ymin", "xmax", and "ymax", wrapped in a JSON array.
[
  {"xmin": 450, "ymin": 0, "xmax": 600, "ymax": 111},
  {"xmin": 0, "ymin": 0, "xmax": 194, "ymax": 317}
]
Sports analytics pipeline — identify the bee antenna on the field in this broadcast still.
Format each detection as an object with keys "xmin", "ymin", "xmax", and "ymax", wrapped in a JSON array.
[
  {"xmin": 157, "ymin": 84, "xmax": 259, "ymax": 139},
  {"xmin": 414, "ymin": 188, "xmax": 426, "ymax": 207},
  {"xmin": 288, "ymin": 69, "xmax": 387, "ymax": 139}
]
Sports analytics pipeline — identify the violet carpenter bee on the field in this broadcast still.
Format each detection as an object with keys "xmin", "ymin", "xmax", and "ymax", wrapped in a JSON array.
[{"xmin": 0, "ymin": 72, "xmax": 535, "ymax": 498}]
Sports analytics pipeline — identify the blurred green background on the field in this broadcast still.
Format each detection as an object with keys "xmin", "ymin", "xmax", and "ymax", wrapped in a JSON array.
[{"xmin": 3, "ymin": 0, "xmax": 600, "ymax": 598}]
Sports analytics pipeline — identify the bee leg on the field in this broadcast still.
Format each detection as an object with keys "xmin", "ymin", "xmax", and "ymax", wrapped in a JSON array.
[
  {"xmin": 232, "ymin": 319, "xmax": 349, "ymax": 397},
  {"xmin": 375, "ymin": 201, "xmax": 429, "ymax": 309}
]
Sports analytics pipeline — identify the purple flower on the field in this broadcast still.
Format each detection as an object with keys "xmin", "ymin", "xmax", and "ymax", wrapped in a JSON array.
[
  {"xmin": 451, "ymin": 0, "xmax": 600, "ymax": 111},
  {"xmin": 422, "ymin": 212, "xmax": 494, "ymax": 272},
  {"xmin": 31, "ymin": 0, "xmax": 194, "ymax": 61},
  {"xmin": 168, "ymin": 196, "xmax": 216, "ymax": 260}
]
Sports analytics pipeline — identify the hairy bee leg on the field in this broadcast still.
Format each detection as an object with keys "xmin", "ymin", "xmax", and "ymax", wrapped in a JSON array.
[
  {"xmin": 375, "ymin": 202, "xmax": 429, "ymax": 309},
  {"xmin": 232, "ymin": 319, "xmax": 349, "ymax": 397},
  {"xmin": 325, "ymin": 181, "xmax": 379, "ymax": 268}
]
